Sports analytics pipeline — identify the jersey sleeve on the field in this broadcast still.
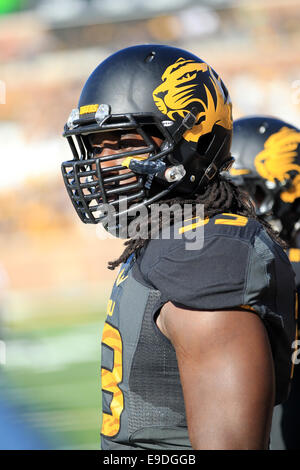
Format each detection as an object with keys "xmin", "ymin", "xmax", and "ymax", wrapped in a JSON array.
[
  {"xmin": 141, "ymin": 235, "xmax": 257, "ymax": 311},
  {"xmin": 140, "ymin": 224, "xmax": 294, "ymax": 315}
]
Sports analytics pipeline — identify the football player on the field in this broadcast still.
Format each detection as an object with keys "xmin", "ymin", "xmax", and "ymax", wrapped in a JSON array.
[
  {"xmin": 229, "ymin": 115, "xmax": 300, "ymax": 449},
  {"xmin": 61, "ymin": 45, "xmax": 296, "ymax": 450}
]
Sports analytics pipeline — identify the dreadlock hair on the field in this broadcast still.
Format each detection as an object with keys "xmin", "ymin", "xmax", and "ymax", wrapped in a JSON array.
[{"xmin": 107, "ymin": 175, "xmax": 287, "ymax": 270}]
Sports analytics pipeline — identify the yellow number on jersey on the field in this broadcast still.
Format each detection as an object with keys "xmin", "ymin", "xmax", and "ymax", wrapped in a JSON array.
[
  {"xmin": 179, "ymin": 213, "xmax": 248, "ymax": 234},
  {"xmin": 178, "ymin": 217, "xmax": 209, "ymax": 234},
  {"xmin": 214, "ymin": 213, "xmax": 248, "ymax": 226},
  {"xmin": 101, "ymin": 323, "xmax": 124, "ymax": 437}
]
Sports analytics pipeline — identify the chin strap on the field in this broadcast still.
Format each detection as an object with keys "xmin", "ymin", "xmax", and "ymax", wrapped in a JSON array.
[
  {"xmin": 194, "ymin": 133, "xmax": 233, "ymax": 193},
  {"xmin": 124, "ymin": 112, "xmax": 199, "ymax": 188},
  {"xmin": 122, "ymin": 112, "xmax": 232, "ymax": 196},
  {"xmin": 172, "ymin": 107, "xmax": 199, "ymax": 144}
]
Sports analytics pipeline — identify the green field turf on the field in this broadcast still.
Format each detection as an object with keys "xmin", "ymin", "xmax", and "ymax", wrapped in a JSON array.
[{"xmin": 1, "ymin": 288, "xmax": 108, "ymax": 449}]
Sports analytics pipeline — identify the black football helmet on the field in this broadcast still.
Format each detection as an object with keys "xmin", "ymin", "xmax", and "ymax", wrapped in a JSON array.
[
  {"xmin": 229, "ymin": 115, "xmax": 300, "ymax": 242},
  {"xmin": 61, "ymin": 44, "xmax": 233, "ymax": 229}
]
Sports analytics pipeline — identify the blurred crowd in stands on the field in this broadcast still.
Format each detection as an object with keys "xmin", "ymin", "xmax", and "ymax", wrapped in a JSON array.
[{"xmin": 1, "ymin": 0, "xmax": 300, "ymax": 291}]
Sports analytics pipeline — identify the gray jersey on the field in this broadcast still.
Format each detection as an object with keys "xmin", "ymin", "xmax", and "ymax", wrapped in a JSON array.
[{"xmin": 101, "ymin": 213, "xmax": 296, "ymax": 450}]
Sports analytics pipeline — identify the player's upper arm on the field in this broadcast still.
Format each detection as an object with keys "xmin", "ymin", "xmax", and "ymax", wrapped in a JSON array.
[{"xmin": 157, "ymin": 302, "xmax": 275, "ymax": 449}]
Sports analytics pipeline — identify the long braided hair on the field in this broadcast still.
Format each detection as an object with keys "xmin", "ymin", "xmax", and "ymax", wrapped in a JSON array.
[{"xmin": 107, "ymin": 175, "xmax": 286, "ymax": 270}]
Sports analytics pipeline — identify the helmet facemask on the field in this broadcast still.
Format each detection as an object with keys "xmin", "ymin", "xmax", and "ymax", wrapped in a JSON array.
[{"xmin": 61, "ymin": 112, "xmax": 187, "ymax": 228}]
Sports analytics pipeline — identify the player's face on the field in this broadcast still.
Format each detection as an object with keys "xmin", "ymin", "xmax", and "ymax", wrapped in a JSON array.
[
  {"xmin": 90, "ymin": 131, "xmax": 162, "ymax": 160},
  {"xmin": 89, "ymin": 131, "xmax": 162, "ymax": 184},
  {"xmin": 90, "ymin": 131, "xmax": 162, "ymax": 196},
  {"xmin": 88, "ymin": 131, "xmax": 163, "ymax": 204}
]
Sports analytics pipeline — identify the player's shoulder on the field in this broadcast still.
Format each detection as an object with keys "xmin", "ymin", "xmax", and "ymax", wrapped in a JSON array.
[
  {"xmin": 179, "ymin": 212, "xmax": 261, "ymax": 243},
  {"xmin": 142, "ymin": 211, "xmax": 292, "ymax": 286},
  {"xmin": 138, "ymin": 212, "xmax": 289, "ymax": 282},
  {"xmin": 144, "ymin": 212, "xmax": 279, "ymax": 259},
  {"xmin": 136, "ymin": 212, "xmax": 294, "ymax": 311}
]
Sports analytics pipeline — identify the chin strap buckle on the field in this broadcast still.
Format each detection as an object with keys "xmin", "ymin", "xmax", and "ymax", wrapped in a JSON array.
[
  {"xmin": 173, "ymin": 107, "xmax": 198, "ymax": 143},
  {"xmin": 204, "ymin": 163, "xmax": 218, "ymax": 181}
]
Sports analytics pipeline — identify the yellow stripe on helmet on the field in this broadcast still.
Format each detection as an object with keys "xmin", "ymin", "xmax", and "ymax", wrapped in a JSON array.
[{"xmin": 79, "ymin": 104, "xmax": 99, "ymax": 115}]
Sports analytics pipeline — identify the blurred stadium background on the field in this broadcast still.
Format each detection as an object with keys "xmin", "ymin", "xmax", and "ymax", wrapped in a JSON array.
[{"xmin": 0, "ymin": 0, "xmax": 300, "ymax": 450}]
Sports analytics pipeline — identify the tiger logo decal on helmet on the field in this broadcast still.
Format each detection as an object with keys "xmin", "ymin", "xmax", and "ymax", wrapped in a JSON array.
[
  {"xmin": 152, "ymin": 57, "xmax": 232, "ymax": 143},
  {"xmin": 254, "ymin": 126, "xmax": 300, "ymax": 203}
]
